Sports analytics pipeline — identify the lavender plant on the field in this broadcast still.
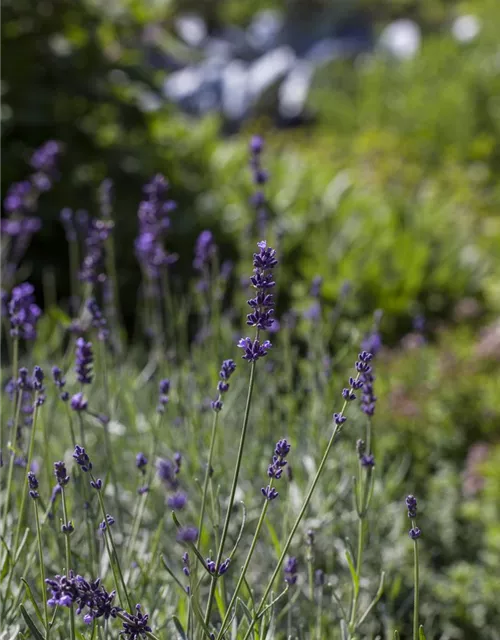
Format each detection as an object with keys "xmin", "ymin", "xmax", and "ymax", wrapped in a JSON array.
[{"xmin": 0, "ymin": 138, "xmax": 449, "ymax": 640}]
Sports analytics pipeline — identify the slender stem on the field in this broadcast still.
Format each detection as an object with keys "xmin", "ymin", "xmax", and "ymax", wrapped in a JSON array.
[
  {"xmin": 91, "ymin": 473, "xmax": 133, "ymax": 612},
  {"xmin": 204, "ymin": 359, "xmax": 257, "ymax": 625},
  {"xmin": 11, "ymin": 337, "xmax": 19, "ymax": 401},
  {"xmin": 33, "ymin": 500, "xmax": 50, "ymax": 637},
  {"xmin": 315, "ymin": 586, "xmax": 323, "ymax": 640},
  {"xmin": 241, "ymin": 391, "xmax": 356, "ymax": 640},
  {"xmin": 125, "ymin": 413, "xmax": 162, "ymax": 565},
  {"xmin": 349, "ymin": 517, "xmax": 364, "ymax": 631},
  {"xmin": 413, "ymin": 521, "xmax": 419, "ymax": 640},
  {"xmin": 98, "ymin": 342, "xmax": 125, "ymax": 535},
  {"xmin": 217, "ymin": 498, "xmax": 270, "ymax": 639},
  {"xmin": 1, "ymin": 389, "xmax": 22, "ymax": 536},
  {"xmin": 198, "ymin": 411, "xmax": 220, "ymax": 543},
  {"xmin": 13, "ymin": 399, "xmax": 40, "ymax": 553},
  {"xmin": 61, "ymin": 487, "xmax": 76, "ymax": 640}
]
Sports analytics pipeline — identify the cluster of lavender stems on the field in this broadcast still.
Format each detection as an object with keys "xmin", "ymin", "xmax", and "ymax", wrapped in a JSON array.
[
  {"xmin": 2, "ymin": 141, "xmax": 61, "ymax": 286},
  {"xmin": 238, "ymin": 351, "xmax": 374, "ymax": 640}
]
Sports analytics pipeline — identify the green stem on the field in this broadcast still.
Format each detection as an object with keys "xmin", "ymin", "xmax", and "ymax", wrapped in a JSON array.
[
  {"xmin": 217, "ymin": 498, "xmax": 270, "ymax": 639},
  {"xmin": 91, "ymin": 473, "xmax": 133, "ymax": 612},
  {"xmin": 349, "ymin": 517, "xmax": 364, "ymax": 632},
  {"xmin": 241, "ymin": 389, "xmax": 356, "ymax": 640},
  {"xmin": 13, "ymin": 399, "xmax": 40, "ymax": 553},
  {"xmin": 61, "ymin": 487, "xmax": 76, "ymax": 640},
  {"xmin": 204, "ymin": 359, "xmax": 257, "ymax": 626},
  {"xmin": 1, "ymin": 389, "xmax": 22, "ymax": 536},
  {"xmin": 413, "ymin": 521, "xmax": 419, "ymax": 640},
  {"xmin": 125, "ymin": 413, "xmax": 162, "ymax": 565},
  {"xmin": 34, "ymin": 499, "xmax": 50, "ymax": 636},
  {"xmin": 198, "ymin": 410, "xmax": 220, "ymax": 544}
]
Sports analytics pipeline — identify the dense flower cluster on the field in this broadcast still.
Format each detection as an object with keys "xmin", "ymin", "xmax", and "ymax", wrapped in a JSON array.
[
  {"xmin": 176, "ymin": 526, "xmax": 199, "ymax": 543},
  {"xmin": 206, "ymin": 557, "xmax": 230, "ymax": 576},
  {"xmin": 28, "ymin": 471, "xmax": 39, "ymax": 499},
  {"xmin": 71, "ymin": 392, "xmax": 88, "ymax": 412},
  {"xmin": 262, "ymin": 439, "xmax": 291, "ymax": 501},
  {"xmin": 157, "ymin": 457, "xmax": 180, "ymax": 490},
  {"xmin": 211, "ymin": 359, "xmax": 236, "ymax": 412},
  {"xmin": 136, "ymin": 453, "xmax": 148, "ymax": 473},
  {"xmin": 193, "ymin": 230, "xmax": 216, "ymax": 290},
  {"xmin": 157, "ymin": 378, "xmax": 170, "ymax": 413},
  {"xmin": 120, "ymin": 604, "xmax": 152, "ymax": 639},
  {"xmin": 99, "ymin": 514, "xmax": 115, "ymax": 531},
  {"xmin": 51, "ymin": 366, "xmax": 69, "ymax": 402},
  {"xmin": 284, "ymin": 556, "xmax": 298, "ymax": 586},
  {"xmin": 8, "ymin": 283, "xmax": 42, "ymax": 340},
  {"xmin": 73, "ymin": 445, "xmax": 92, "ymax": 472},
  {"xmin": 87, "ymin": 298, "xmax": 109, "ymax": 342},
  {"xmin": 80, "ymin": 218, "xmax": 113, "ymax": 284},
  {"xmin": 54, "ymin": 461, "xmax": 70, "ymax": 487},
  {"xmin": 45, "ymin": 572, "xmax": 119, "ymax": 621},
  {"xmin": 246, "ymin": 241, "xmax": 278, "ymax": 331},
  {"xmin": 75, "ymin": 338, "xmax": 93, "ymax": 385},
  {"xmin": 406, "ymin": 495, "xmax": 422, "ymax": 539},
  {"xmin": 135, "ymin": 174, "xmax": 177, "ymax": 279}
]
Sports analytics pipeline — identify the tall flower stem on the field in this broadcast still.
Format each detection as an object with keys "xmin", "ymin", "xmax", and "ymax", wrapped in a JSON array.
[
  {"xmin": 1, "ymin": 388, "xmax": 21, "ymax": 536},
  {"xmin": 13, "ymin": 399, "xmax": 40, "ymax": 553},
  {"xmin": 126, "ymin": 413, "xmax": 163, "ymax": 565},
  {"xmin": 198, "ymin": 411, "xmax": 220, "ymax": 544},
  {"xmin": 217, "ymin": 496, "xmax": 271, "ymax": 638},
  {"xmin": 204, "ymin": 359, "xmax": 257, "ymax": 625},
  {"xmin": 61, "ymin": 486, "xmax": 76, "ymax": 640},
  {"xmin": 412, "ymin": 519, "xmax": 420, "ymax": 640},
  {"xmin": 91, "ymin": 473, "xmax": 133, "ymax": 612},
  {"xmin": 241, "ymin": 391, "xmax": 356, "ymax": 640},
  {"xmin": 33, "ymin": 498, "xmax": 50, "ymax": 637}
]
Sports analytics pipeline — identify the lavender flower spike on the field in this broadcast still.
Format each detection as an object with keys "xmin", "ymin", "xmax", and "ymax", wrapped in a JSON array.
[
  {"xmin": 73, "ymin": 445, "xmax": 92, "ymax": 472},
  {"xmin": 246, "ymin": 240, "xmax": 278, "ymax": 331},
  {"xmin": 211, "ymin": 358, "xmax": 236, "ymax": 412},
  {"xmin": 75, "ymin": 338, "xmax": 93, "ymax": 385}
]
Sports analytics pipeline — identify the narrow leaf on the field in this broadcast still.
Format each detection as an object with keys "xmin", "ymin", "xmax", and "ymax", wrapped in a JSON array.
[
  {"xmin": 20, "ymin": 604, "xmax": 45, "ymax": 640},
  {"xmin": 394, "ymin": 631, "xmax": 400, "ymax": 640},
  {"xmin": 419, "ymin": 625, "xmax": 427, "ymax": 640},
  {"xmin": 264, "ymin": 518, "xmax": 281, "ymax": 559},
  {"xmin": 0, "ymin": 536, "xmax": 11, "ymax": 580},
  {"xmin": 345, "ymin": 549, "xmax": 359, "ymax": 594},
  {"xmin": 172, "ymin": 615, "xmax": 188, "ymax": 639},
  {"xmin": 21, "ymin": 578, "xmax": 45, "ymax": 627}
]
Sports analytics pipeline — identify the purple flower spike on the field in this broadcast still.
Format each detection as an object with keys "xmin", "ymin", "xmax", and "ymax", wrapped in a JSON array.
[
  {"xmin": 211, "ymin": 358, "xmax": 236, "ymax": 412},
  {"xmin": 120, "ymin": 604, "xmax": 152, "ymax": 640},
  {"xmin": 176, "ymin": 526, "xmax": 199, "ymax": 543},
  {"xmin": 409, "ymin": 527, "xmax": 422, "ymax": 540},
  {"xmin": 136, "ymin": 453, "xmax": 148, "ymax": 473},
  {"xmin": 406, "ymin": 495, "xmax": 418, "ymax": 518},
  {"xmin": 73, "ymin": 445, "xmax": 92, "ymax": 472},
  {"xmin": 28, "ymin": 471, "xmax": 39, "ymax": 499},
  {"xmin": 237, "ymin": 337, "xmax": 272, "ymax": 362},
  {"xmin": 71, "ymin": 392, "xmax": 88, "ymax": 412},
  {"xmin": 242, "ymin": 240, "xmax": 278, "ymax": 336},
  {"xmin": 54, "ymin": 461, "xmax": 70, "ymax": 487},
  {"xmin": 167, "ymin": 492, "xmax": 187, "ymax": 511},
  {"xmin": 135, "ymin": 174, "xmax": 177, "ymax": 280},
  {"xmin": 75, "ymin": 338, "xmax": 93, "ymax": 385},
  {"xmin": 284, "ymin": 556, "xmax": 298, "ymax": 586},
  {"xmin": 8, "ymin": 283, "xmax": 42, "ymax": 340}
]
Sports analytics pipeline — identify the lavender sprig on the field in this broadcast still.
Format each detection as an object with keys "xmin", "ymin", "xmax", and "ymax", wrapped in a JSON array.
[
  {"xmin": 205, "ymin": 242, "xmax": 278, "ymax": 626},
  {"xmin": 240, "ymin": 351, "xmax": 373, "ymax": 640}
]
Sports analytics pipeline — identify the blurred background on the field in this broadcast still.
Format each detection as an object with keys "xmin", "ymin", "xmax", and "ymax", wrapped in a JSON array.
[
  {"xmin": 3, "ymin": 0, "xmax": 499, "ymax": 336},
  {"xmin": 2, "ymin": 1, "xmax": 500, "ymax": 637}
]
